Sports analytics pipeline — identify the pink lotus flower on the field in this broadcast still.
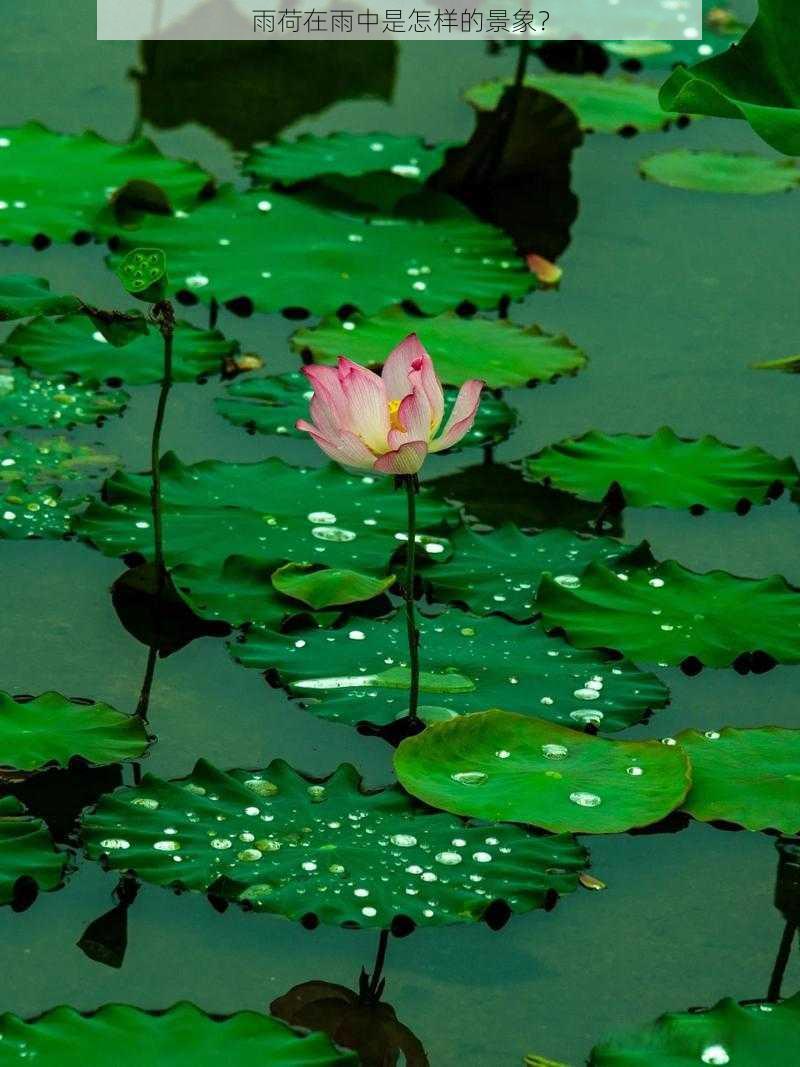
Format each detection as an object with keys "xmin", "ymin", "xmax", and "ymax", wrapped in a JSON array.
[{"xmin": 296, "ymin": 334, "xmax": 485, "ymax": 476}]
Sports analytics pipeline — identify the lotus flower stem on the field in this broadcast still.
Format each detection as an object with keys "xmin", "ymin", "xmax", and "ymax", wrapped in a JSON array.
[
  {"xmin": 365, "ymin": 928, "xmax": 390, "ymax": 1002},
  {"xmin": 401, "ymin": 474, "xmax": 421, "ymax": 722},
  {"xmin": 150, "ymin": 301, "xmax": 175, "ymax": 585},
  {"xmin": 767, "ymin": 919, "xmax": 797, "ymax": 1002}
]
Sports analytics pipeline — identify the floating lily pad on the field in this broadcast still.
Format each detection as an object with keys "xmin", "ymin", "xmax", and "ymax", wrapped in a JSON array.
[
  {"xmin": 0, "ymin": 692, "xmax": 149, "ymax": 773},
  {"xmin": 215, "ymin": 371, "xmax": 517, "ymax": 452},
  {"xmin": 0, "ymin": 481, "xmax": 75, "ymax": 540},
  {"xmin": 2, "ymin": 314, "xmax": 241, "ymax": 386},
  {"xmin": 660, "ymin": 0, "xmax": 800, "ymax": 155},
  {"xmin": 538, "ymin": 556, "xmax": 800, "ymax": 668},
  {"xmin": 76, "ymin": 453, "xmax": 456, "ymax": 576},
  {"xmin": 0, "ymin": 1002, "xmax": 358, "ymax": 1065},
  {"xmin": 104, "ymin": 186, "xmax": 531, "ymax": 317},
  {"xmin": 677, "ymin": 727, "xmax": 800, "ymax": 832},
  {"xmin": 81, "ymin": 759, "xmax": 586, "ymax": 928},
  {"xmin": 244, "ymin": 132, "xmax": 449, "ymax": 187},
  {"xmin": 639, "ymin": 149, "xmax": 800, "ymax": 194},
  {"xmin": 590, "ymin": 991, "xmax": 800, "ymax": 1065},
  {"xmin": 272, "ymin": 563, "xmax": 395, "ymax": 611},
  {"xmin": 525, "ymin": 428, "xmax": 798, "ymax": 512},
  {"xmin": 292, "ymin": 308, "xmax": 586, "ymax": 390},
  {"xmin": 0, "ymin": 275, "xmax": 79, "ymax": 320},
  {"xmin": 423, "ymin": 526, "xmax": 632, "ymax": 620},
  {"xmin": 393, "ymin": 709, "xmax": 691, "ymax": 834},
  {"xmin": 465, "ymin": 75, "xmax": 673, "ymax": 134},
  {"xmin": 0, "ymin": 123, "xmax": 212, "ymax": 245},
  {"xmin": 230, "ymin": 608, "xmax": 668, "ymax": 732},
  {"xmin": 0, "ymin": 795, "xmax": 67, "ymax": 907},
  {"xmin": 0, "ymin": 366, "xmax": 128, "ymax": 429}
]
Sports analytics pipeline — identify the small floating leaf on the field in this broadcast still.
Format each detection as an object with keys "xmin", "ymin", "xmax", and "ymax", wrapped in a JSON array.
[
  {"xmin": 465, "ymin": 75, "xmax": 673, "ymax": 134},
  {"xmin": 590, "ymin": 991, "xmax": 800, "ymax": 1065},
  {"xmin": 0, "ymin": 795, "xmax": 67, "ymax": 907},
  {"xmin": 0, "ymin": 366, "xmax": 128, "ymax": 429},
  {"xmin": 230, "ymin": 608, "xmax": 668, "ymax": 731},
  {"xmin": 0, "ymin": 1002, "xmax": 358, "ymax": 1065},
  {"xmin": 0, "ymin": 275, "xmax": 79, "ymax": 321},
  {"xmin": 538, "ymin": 554, "xmax": 800, "ymax": 668},
  {"xmin": 81, "ymin": 759, "xmax": 586, "ymax": 928},
  {"xmin": 271, "ymin": 563, "xmax": 396, "ymax": 611},
  {"xmin": 678, "ymin": 726, "xmax": 800, "ymax": 832},
  {"xmin": 639, "ymin": 150, "xmax": 800, "ymax": 194},
  {"xmin": 2, "ymin": 314, "xmax": 242, "ymax": 386},
  {"xmin": 526, "ymin": 427, "xmax": 798, "ymax": 512},
  {"xmin": 394, "ymin": 709, "xmax": 691, "ymax": 834},
  {"xmin": 292, "ymin": 308, "xmax": 586, "ymax": 390},
  {"xmin": 0, "ymin": 692, "xmax": 149, "ymax": 773}
]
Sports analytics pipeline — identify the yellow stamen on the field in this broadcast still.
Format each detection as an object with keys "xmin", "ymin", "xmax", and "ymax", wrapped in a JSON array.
[{"xmin": 388, "ymin": 398, "xmax": 406, "ymax": 433}]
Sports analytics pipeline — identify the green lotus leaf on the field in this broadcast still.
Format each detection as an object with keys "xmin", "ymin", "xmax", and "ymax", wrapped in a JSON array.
[
  {"xmin": 0, "ymin": 275, "xmax": 79, "ymax": 321},
  {"xmin": 423, "ymin": 526, "xmax": 633, "ymax": 620},
  {"xmin": 75, "ymin": 453, "xmax": 456, "ymax": 576},
  {"xmin": 81, "ymin": 759, "xmax": 586, "ymax": 928},
  {"xmin": 0, "ymin": 692, "xmax": 149, "ymax": 773},
  {"xmin": 292, "ymin": 308, "xmax": 586, "ymax": 390},
  {"xmin": 677, "ymin": 726, "xmax": 800, "ymax": 832},
  {"xmin": 525, "ymin": 427, "xmax": 798, "ymax": 512},
  {"xmin": 230, "ymin": 608, "xmax": 668, "ymax": 731},
  {"xmin": 271, "ymin": 562, "xmax": 396, "ymax": 611},
  {"xmin": 0, "ymin": 1002, "xmax": 358, "ymax": 1065},
  {"xmin": 639, "ymin": 149, "xmax": 800, "ymax": 193},
  {"xmin": 589, "ymin": 991, "xmax": 800, "ymax": 1065},
  {"xmin": 538, "ymin": 556, "xmax": 800, "ymax": 668},
  {"xmin": 103, "ymin": 186, "xmax": 531, "ymax": 317},
  {"xmin": 393, "ymin": 709, "xmax": 691, "ymax": 833},
  {"xmin": 465, "ymin": 75, "xmax": 674, "ymax": 134},
  {"xmin": 0, "ymin": 123, "xmax": 212, "ymax": 245},
  {"xmin": 0, "ymin": 795, "xmax": 67, "ymax": 906},
  {"xmin": 215, "ymin": 370, "xmax": 517, "ymax": 451},
  {"xmin": 172, "ymin": 556, "xmax": 343, "ymax": 630},
  {"xmin": 244, "ymin": 132, "xmax": 449, "ymax": 187},
  {"xmin": 0, "ymin": 366, "xmax": 128, "ymax": 429},
  {"xmin": 2, "ymin": 314, "xmax": 241, "ymax": 386},
  {"xmin": 660, "ymin": 0, "xmax": 800, "ymax": 155},
  {"xmin": 1, "ymin": 433, "xmax": 117, "ymax": 541}
]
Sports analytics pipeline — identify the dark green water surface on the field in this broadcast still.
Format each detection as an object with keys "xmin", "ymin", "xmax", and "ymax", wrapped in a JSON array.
[{"xmin": 1, "ymin": 3, "xmax": 798, "ymax": 1063}]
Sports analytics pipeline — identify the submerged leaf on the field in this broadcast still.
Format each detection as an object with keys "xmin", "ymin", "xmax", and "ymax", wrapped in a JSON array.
[
  {"xmin": 81, "ymin": 759, "xmax": 586, "ymax": 928},
  {"xmin": 0, "ymin": 692, "xmax": 149, "ymax": 773},
  {"xmin": 230, "ymin": 608, "xmax": 668, "ymax": 732},
  {"xmin": 292, "ymin": 308, "xmax": 586, "ymax": 390},
  {"xmin": 0, "ymin": 795, "xmax": 67, "ymax": 908},
  {"xmin": 678, "ymin": 726, "xmax": 800, "ymax": 832},
  {"xmin": 0, "ymin": 1002, "xmax": 358, "ymax": 1065},
  {"xmin": 538, "ymin": 554, "xmax": 800, "ymax": 668},
  {"xmin": 394, "ymin": 709, "xmax": 691, "ymax": 834},
  {"xmin": 526, "ymin": 427, "xmax": 798, "ymax": 512},
  {"xmin": 639, "ymin": 150, "xmax": 800, "ymax": 194},
  {"xmin": 0, "ymin": 275, "xmax": 79, "ymax": 321}
]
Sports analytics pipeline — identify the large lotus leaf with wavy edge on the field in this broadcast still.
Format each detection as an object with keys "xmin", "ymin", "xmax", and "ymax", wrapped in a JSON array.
[
  {"xmin": 639, "ymin": 149, "xmax": 800, "ymax": 194},
  {"xmin": 538, "ymin": 555, "xmax": 800, "ymax": 668},
  {"xmin": 589, "ymin": 991, "xmax": 800, "ymax": 1065},
  {"xmin": 423, "ymin": 526, "xmax": 634, "ymax": 620},
  {"xmin": 0, "ymin": 366, "xmax": 128, "ymax": 429},
  {"xmin": 215, "ymin": 371, "xmax": 517, "ymax": 452},
  {"xmin": 0, "ymin": 123, "xmax": 212, "ymax": 244},
  {"xmin": 244, "ymin": 132, "xmax": 449, "ymax": 186},
  {"xmin": 103, "ymin": 186, "xmax": 531, "ymax": 317},
  {"xmin": 292, "ymin": 308, "xmax": 586, "ymax": 390},
  {"xmin": 2, "ymin": 314, "xmax": 240, "ymax": 386},
  {"xmin": 465, "ymin": 74, "xmax": 675, "ymax": 134},
  {"xmin": 0, "ymin": 275, "xmax": 79, "ymax": 321},
  {"xmin": 394, "ymin": 709, "xmax": 691, "ymax": 834},
  {"xmin": 81, "ymin": 759, "xmax": 586, "ymax": 929},
  {"xmin": 75, "ymin": 452, "xmax": 456, "ymax": 576},
  {"xmin": 0, "ymin": 1002, "xmax": 357, "ymax": 1066},
  {"xmin": 0, "ymin": 692, "xmax": 149, "ymax": 773},
  {"xmin": 525, "ymin": 427, "xmax": 798, "ymax": 511},
  {"xmin": 230, "ymin": 608, "xmax": 668, "ymax": 732},
  {"xmin": 0, "ymin": 796, "xmax": 66, "ymax": 906},
  {"xmin": 677, "ymin": 726, "xmax": 800, "ymax": 832},
  {"xmin": 660, "ymin": 0, "xmax": 800, "ymax": 155}
]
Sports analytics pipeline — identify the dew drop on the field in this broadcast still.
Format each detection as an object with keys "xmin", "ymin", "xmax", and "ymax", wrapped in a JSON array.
[
  {"xmin": 435, "ymin": 851, "xmax": 462, "ymax": 865},
  {"xmin": 569, "ymin": 791, "xmax": 601, "ymax": 808},
  {"xmin": 100, "ymin": 838, "xmax": 130, "ymax": 850},
  {"xmin": 472, "ymin": 852, "xmax": 492, "ymax": 863},
  {"xmin": 451, "ymin": 771, "xmax": 488, "ymax": 786},
  {"xmin": 626, "ymin": 766, "xmax": 644, "ymax": 776},
  {"xmin": 701, "ymin": 1047, "xmax": 730, "ymax": 1066},
  {"xmin": 307, "ymin": 510, "xmax": 336, "ymax": 524},
  {"xmin": 554, "ymin": 575, "xmax": 581, "ymax": 588},
  {"xmin": 390, "ymin": 834, "xmax": 418, "ymax": 847},
  {"xmin": 311, "ymin": 525, "xmax": 356, "ymax": 542},
  {"xmin": 542, "ymin": 743, "xmax": 568, "ymax": 760}
]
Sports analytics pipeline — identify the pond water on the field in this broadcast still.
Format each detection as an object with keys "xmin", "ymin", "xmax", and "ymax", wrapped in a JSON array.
[{"xmin": 2, "ymin": 3, "xmax": 798, "ymax": 1063}]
